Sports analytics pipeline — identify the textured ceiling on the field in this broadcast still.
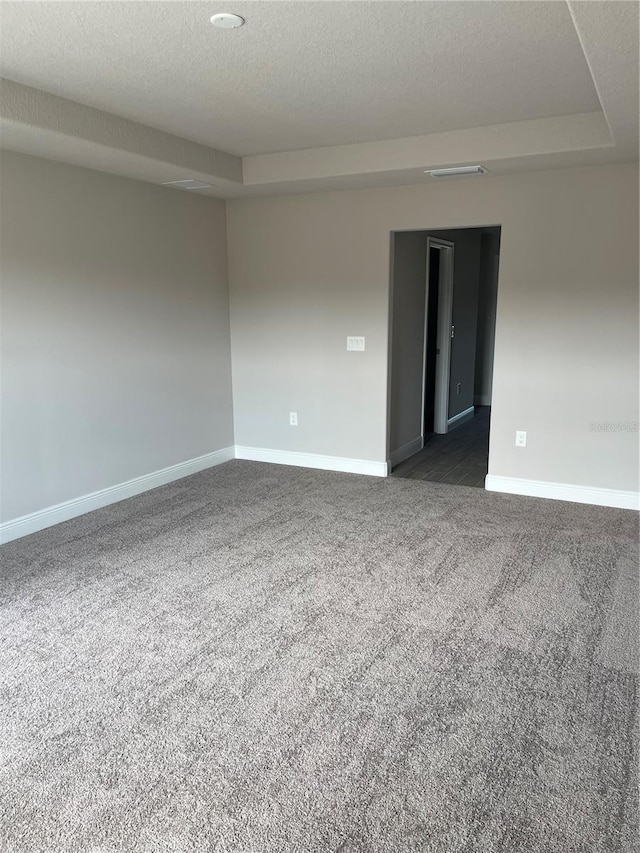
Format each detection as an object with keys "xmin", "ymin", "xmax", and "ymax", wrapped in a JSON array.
[
  {"xmin": 0, "ymin": 1, "xmax": 637, "ymax": 198},
  {"xmin": 0, "ymin": 0, "xmax": 600, "ymax": 156}
]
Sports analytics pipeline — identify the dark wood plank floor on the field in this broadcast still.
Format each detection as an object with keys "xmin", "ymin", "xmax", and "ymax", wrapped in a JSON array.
[{"xmin": 391, "ymin": 406, "xmax": 490, "ymax": 488}]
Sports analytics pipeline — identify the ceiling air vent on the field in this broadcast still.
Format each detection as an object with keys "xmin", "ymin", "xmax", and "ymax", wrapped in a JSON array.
[
  {"xmin": 426, "ymin": 165, "xmax": 489, "ymax": 179},
  {"xmin": 161, "ymin": 179, "xmax": 213, "ymax": 190}
]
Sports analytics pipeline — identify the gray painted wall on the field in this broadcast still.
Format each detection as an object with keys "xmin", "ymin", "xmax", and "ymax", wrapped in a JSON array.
[
  {"xmin": 2, "ymin": 156, "xmax": 637, "ymax": 524},
  {"xmin": 0, "ymin": 151, "xmax": 234, "ymax": 521},
  {"xmin": 389, "ymin": 232, "xmax": 427, "ymax": 455},
  {"xmin": 475, "ymin": 231, "xmax": 501, "ymax": 405},
  {"xmin": 228, "ymin": 164, "xmax": 639, "ymax": 491}
]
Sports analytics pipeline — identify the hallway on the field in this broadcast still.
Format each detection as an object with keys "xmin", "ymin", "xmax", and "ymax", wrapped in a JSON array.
[{"xmin": 392, "ymin": 406, "xmax": 490, "ymax": 488}]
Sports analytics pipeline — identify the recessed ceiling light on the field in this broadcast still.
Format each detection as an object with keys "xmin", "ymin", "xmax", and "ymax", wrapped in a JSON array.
[
  {"xmin": 161, "ymin": 179, "xmax": 213, "ymax": 190},
  {"xmin": 426, "ymin": 165, "xmax": 489, "ymax": 179},
  {"xmin": 210, "ymin": 12, "xmax": 245, "ymax": 28}
]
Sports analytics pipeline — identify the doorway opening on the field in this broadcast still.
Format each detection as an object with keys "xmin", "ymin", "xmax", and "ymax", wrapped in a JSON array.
[
  {"xmin": 387, "ymin": 226, "xmax": 501, "ymax": 487},
  {"xmin": 422, "ymin": 237, "xmax": 454, "ymax": 437}
]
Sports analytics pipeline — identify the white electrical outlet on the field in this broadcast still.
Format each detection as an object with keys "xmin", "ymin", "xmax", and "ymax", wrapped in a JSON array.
[
  {"xmin": 515, "ymin": 430, "xmax": 527, "ymax": 447},
  {"xmin": 347, "ymin": 336, "xmax": 365, "ymax": 351},
  {"xmin": 289, "ymin": 412, "xmax": 298, "ymax": 426}
]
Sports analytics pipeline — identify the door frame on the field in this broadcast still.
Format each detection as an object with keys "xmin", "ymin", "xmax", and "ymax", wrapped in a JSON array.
[{"xmin": 422, "ymin": 237, "xmax": 455, "ymax": 439}]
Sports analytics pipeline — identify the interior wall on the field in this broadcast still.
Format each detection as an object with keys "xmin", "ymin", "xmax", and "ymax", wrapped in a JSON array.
[
  {"xmin": 0, "ymin": 151, "xmax": 234, "ymax": 522},
  {"xmin": 388, "ymin": 232, "xmax": 427, "ymax": 455},
  {"xmin": 474, "ymin": 231, "xmax": 501, "ymax": 406},
  {"xmin": 228, "ymin": 163, "xmax": 639, "ymax": 492}
]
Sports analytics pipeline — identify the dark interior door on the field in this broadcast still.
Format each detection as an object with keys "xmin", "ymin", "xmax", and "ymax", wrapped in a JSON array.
[{"xmin": 423, "ymin": 247, "xmax": 440, "ymax": 436}]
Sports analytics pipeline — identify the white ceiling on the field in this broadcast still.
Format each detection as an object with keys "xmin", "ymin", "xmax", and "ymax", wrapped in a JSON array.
[
  {"xmin": 0, "ymin": 1, "xmax": 637, "ymax": 198},
  {"xmin": 0, "ymin": 1, "xmax": 600, "ymax": 156}
]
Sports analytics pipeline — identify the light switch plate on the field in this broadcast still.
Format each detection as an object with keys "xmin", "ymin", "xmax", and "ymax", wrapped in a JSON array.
[{"xmin": 347, "ymin": 336, "xmax": 365, "ymax": 351}]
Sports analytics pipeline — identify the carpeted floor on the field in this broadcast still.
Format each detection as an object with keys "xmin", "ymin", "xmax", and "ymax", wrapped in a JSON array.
[{"xmin": 1, "ymin": 461, "xmax": 638, "ymax": 852}]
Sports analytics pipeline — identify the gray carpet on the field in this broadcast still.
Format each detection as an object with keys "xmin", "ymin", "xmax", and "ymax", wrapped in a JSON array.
[{"xmin": 1, "ymin": 461, "xmax": 638, "ymax": 852}]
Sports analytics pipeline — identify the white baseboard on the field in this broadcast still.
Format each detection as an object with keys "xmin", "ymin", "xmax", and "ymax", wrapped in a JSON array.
[
  {"xmin": 474, "ymin": 394, "xmax": 491, "ymax": 407},
  {"xmin": 235, "ymin": 446, "xmax": 388, "ymax": 478},
  {"xmin": 5, "ymin": 447, "xmax": 634, "ymax": 545},
  {"xmin": 447, "ymin": 405, "xmax": 475, "ymax": 430},
  {"xmin": 485, "ymin": 475, "xmax": 639, "ymax": 511},
  {"xmin": 389, "ymin": 436, "xmax": 423, "ymax": 469},
  {"xmin": 0, "ymin": 447, "xmax": 235, "ymax": 544}
]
